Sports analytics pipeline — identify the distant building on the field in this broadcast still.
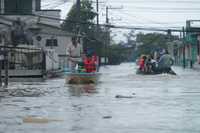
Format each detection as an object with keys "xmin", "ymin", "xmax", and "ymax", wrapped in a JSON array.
[
  {"xmin": 167, "ymin": 40, "xmax": 182, "ymax": 65},
  {"xmin": 184, "ymin": 20, "xmax": 200, "ymax": 68},
  {"xmin": 0, "ymin": 0, "xmax": 75, "ymax": 70},
  {"xmin": 169, "ymin": 20, "xmax": 200, "ymax": 69}
]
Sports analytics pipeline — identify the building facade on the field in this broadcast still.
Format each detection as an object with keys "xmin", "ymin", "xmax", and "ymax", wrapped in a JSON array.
[
  {"xmin": 170, "ymin": 20, "xmax": 200, "ymax": 69},
  {"xmin": 0, "ymin": 0, "xmax": 74, "ymax": 70}
]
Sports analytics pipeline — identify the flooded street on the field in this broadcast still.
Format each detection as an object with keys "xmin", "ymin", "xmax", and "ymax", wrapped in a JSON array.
[{"xmin": 0, "ymin": 63, "xmax": 200, "ymax": 133}]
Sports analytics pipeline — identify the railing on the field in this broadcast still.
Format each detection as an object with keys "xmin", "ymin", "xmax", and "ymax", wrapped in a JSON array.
[{"xmin": 0, "ymin": 46, "xmax": 46, "ymax": 70}]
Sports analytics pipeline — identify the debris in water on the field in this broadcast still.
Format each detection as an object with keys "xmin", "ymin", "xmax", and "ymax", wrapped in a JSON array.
[
  {"xmin": 23, "ymin": 117, "xmax": 63, "ymax": 124},
  {"xmin": 103, "ymin": 116, "xmax": 112, "ymax": 119},
  {"xmin": 23, "ymin": 107, "xmax": 31, "ymax": 110},
  {"xmin": 9, "ymin": 89, "xmax": 43, "ymax": 97},
  {"xmin": 132, "ymin": 93, "xmax": 136, "ymax": 95},
  {"xmin": 115, "ymin": 95, "xmax": 134, "ymax": 98}
]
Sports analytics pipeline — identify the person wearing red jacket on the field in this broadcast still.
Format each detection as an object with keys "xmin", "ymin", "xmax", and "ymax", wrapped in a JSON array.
[
  {"xmin": 139, "ymin": 56, "xmax": 146, "ymax": 72},
  {"xmin": 84, "ymin": 56, "xmax": 96, "ymax": 73}
]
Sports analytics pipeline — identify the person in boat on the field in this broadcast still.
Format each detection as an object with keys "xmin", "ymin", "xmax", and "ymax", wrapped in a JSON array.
[
  {"xmin": 83, "ymin": 51, "xmax": 97, "ymax": 73},
  {"xmin": 146, "ymin": 55, "xmax": 154, "ymax": 73},
  {"xmin": 67, "ymin": 37, "xmax": 83, "ymax": 72},
  {"xmin": 157, "ymin": 50, "xmax": 174, "ymax": 73},
  {"xmin": 91, "ymin": 52, "xmax": 99, "ymax": 71},
  {"xmin": 139, "ymin": 55, "xmax": 147, "ymax": 72},
  {"xmin": 151, "ymin": 55, "xmax": 158, "ymax": 73},
  {"xmin": 77, "ymin": 62, "xmax": 85, "ymax": 72}
]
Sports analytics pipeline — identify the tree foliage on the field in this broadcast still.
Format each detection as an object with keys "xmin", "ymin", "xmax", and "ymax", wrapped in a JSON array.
[
  {"xmin": 62, "ymin": 0, "xmax": 96, "ymax": 33},
  {"xmin": 136, "ymin": 32, "xmax": 177, "ymax": 56},
  {"xmin": 61, "ymin": 0, "xmax": 107, "ymax": 56}
]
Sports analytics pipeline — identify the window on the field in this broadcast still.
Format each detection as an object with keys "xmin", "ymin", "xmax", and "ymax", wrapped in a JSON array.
[
  {"xmin": 4, "ymin": 0, "xmax": 32, "ymax": 14},
  {"xmin": 46, "ymin": 39, "xmax": 58, "ymax": 47}
]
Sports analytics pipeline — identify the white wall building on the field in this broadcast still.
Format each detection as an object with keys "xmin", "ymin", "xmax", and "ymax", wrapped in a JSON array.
[{"xmin": 0, "ymin": 0, "xmax": 75, "ymax": 70}]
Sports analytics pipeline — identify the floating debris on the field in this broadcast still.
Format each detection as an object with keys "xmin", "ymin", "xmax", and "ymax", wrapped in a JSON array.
[
  {"xmin": 3, "ymin": 104, "xmax": 19, "ymax": 107},
  {"xmin": 102, "ymin": 116, "xmax": 112, "ymax": 119},
  {"xmin": 12, "ymin": 100, "xmax": 26, "ymax": 103},
  {"xmin": 115, "ymin": 95, "xmax": 134, "ymax": 98},
  {"xmin": 23, "ymin": 117, "xmax": 63, "ymax": 124},
  {"xmin": 9, "ymin": 89, "xmax": 43, "ymax": 97},
  {"xmin": 23, "ymin": 107, "xmax": 31, "ymax": 110}
]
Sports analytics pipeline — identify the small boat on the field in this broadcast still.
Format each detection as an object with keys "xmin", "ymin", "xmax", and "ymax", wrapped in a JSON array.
[
  {"xmin": 136, "ymin": 53, "xmax": 176, "ymax": 75},
  {"xmin": 65, "ymin": 54, "xmax": 100, "ymax": 84},
  {"xmin": 136, "ymin": 68, "xmax": 176, "ymax": 75},
  {"xmin": 65, "ymin": 72, "xmax": 100, "ymax": 84}
]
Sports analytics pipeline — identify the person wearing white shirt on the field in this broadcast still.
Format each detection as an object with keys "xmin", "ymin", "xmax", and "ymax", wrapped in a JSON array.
[{"xmin": 67, "ymin": 37, "xmax": 83, "ymax": 71}]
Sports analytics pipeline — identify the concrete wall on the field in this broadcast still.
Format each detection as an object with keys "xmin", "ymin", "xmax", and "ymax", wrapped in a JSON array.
[
  {"xmin": 0, "ymin": 14, "xmax": 72, "ymax": 70},
  {"xmin": 32, "ymin": 32, "xmax": 71, "ymax": 69},
  {"xmin": 1, "ymin": 69, "xmax": 44, "ymax": 82},
  {"xmin": 45, "ymin": 49, "xmax": 59, "ymax": 70}
]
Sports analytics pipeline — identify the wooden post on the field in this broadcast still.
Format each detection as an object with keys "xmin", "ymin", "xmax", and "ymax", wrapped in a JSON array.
[
  {"xmin": 42, "ymin": 49, "xmax": 46, "ymax": 78},
  {"xmin": 2, "ymin": 34, "xmax": 8, "ymax": 87},
  {"xmin": 182, "ymin": 27, "xmax": 186, "ymax": 68},
  {"xmin": 0, "ymin": 47, "xmax": 3, "ymax": 87},
  {"xmin": 105, "ymin": 6, "xmax": 109, "ymax": 64},
  {"xmin": 4, "ymin": 47, "xmax": 8, "ymax": 87},
  {"xmin": 76, "ymin": 0, "xmax": 81, "ymax": 34},
  {"xmin": 0, "ymin": 55, "xmax": 2, "ymax": 87},
  {"xmin": 96, "ymin": 0, "xmax": 99, "ymax": 26}
]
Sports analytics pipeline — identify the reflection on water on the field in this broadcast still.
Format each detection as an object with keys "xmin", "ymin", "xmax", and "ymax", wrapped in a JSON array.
[
  {"xmin": 68, "ymin": 84, "xmax": 98, "ymax": 96},
  {"xmin": 0, "ymin": 63, "xmax": 200, "ymax": 133}
]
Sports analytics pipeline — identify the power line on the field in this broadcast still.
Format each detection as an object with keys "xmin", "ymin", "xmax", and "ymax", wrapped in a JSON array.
[
  {"xmin": 112, "ymin": 10, "xmax": 185, "ymax": 27},
  {"xmin": 110, "ymin": 10, "xmax": 181, "ymax": 28},
  {"xmin": 122, "ymin": 7, "xmax": 200, "ymax": 11},
  {"xmin": 0, "ymin": 11, "xmax": 184, "ymax": 32},
  {"xmin": 34, "ymin": 14, "xmax": 183, "ymax": 32},
  {"xmin": 118, "ymin": 10, "xmax": 200, "ymax": 14},
  {"xmin": 106, "ymin": 0, "xmax": 200, "ymax": 4}
]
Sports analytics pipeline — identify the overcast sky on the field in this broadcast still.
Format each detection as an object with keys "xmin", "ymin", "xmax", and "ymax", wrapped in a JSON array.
[{"xmin": 41, "ymin": 0, "xmax": 200, "ymax": 41}]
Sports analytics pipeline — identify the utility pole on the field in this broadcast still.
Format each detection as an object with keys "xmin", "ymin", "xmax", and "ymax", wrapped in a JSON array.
[
  {"xmin": 4, "ymin": 47, "xmax": 8, "ymax": 87},
  {"xmin": 96, "ymin": 0, "xmax": 99, "ymax": 26},
  {"xmin": 76, "ymin": 0, "xmax": 81, "ymax": 35},
  {"xmin": 0, "ymin": 48, "xmax": 2, "ymax": 87},
  {"xmin": 1, "ymin": 36, "xmax": 9, "ymax": 88},
  {"xmin": 106, "ymin": 6, "xmax": 109, "ymax": 24},
  {"xmin": 51, "ymin": 36, "xmax": 54, "ymax": 70},
  {"xmin": 105, "ymin": 6, "xmax": 109, "ymax": 64},
  {"xmin": 106, "ymin": 6, "xmax": 123, "ymax": 24},
  {"xmin": 76, "ymin": 0, "xmax": 81, "ymax": 16},
  {"xmin": 105, "ymin": 6, "xmax": 122, "ymax": 64},
  {"xmin": 182, "ymin": 27, "xmax": 186, "ymax": 68}
]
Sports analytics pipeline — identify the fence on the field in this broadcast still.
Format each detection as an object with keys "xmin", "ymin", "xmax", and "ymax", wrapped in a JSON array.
[{"xmin": 0, "ymin": 46, "xmax": 46, "ymax": 70}]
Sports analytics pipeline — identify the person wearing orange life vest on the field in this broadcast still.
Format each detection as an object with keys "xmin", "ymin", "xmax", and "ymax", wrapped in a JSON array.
[
  {"xmin": 139, "ymin": 55, "xmax": 147, "ymax": 72},
  {"xmin": 84, "ymin": 55, "xmax": 96, "ymax": 73}
]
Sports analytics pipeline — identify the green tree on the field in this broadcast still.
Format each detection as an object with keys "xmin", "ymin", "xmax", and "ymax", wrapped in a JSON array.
[
  {"xmin": 61, "ymin": 0, "xmax": 106, "ymax": 56},
  {"xmin": 123, "ymin": 30, "xmax": 136, "ymax": 46},
  {"xmin": 62, "ymin": 0, "xmax": 96, "ymax": 34},
  {"xmin": 136, "ymin": 32, "xmax": 176, "ymax": 56}
]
